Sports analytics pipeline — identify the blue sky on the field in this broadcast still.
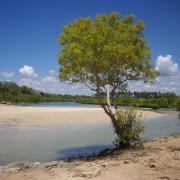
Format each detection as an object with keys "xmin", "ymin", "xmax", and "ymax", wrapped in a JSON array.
[{"xmin": 0, "ymin": 0, "xmax": 180, "ymax": 95}]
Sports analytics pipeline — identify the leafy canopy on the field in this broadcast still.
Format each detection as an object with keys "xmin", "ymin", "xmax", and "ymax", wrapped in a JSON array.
[{"xmin": 58, "ymin": 12, "xmax": 158, "ymax": 95}]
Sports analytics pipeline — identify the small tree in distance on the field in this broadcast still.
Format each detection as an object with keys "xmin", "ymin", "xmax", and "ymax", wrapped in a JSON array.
[{"xmin": 58, "ymin": 12, "xmax": 158, "ymax": 147}]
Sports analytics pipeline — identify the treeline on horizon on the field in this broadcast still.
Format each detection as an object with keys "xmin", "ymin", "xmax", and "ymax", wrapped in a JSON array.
[
  {"xmin": 0, "ymin": 81, "xmax": 180, "ymax": 110},
  {"xmin": 0, "ymin": 81, "xmax": 88, "ymax": 103}
]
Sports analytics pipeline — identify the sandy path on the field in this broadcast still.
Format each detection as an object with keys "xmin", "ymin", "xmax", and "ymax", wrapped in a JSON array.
[
  {"xmin": 0, "ymin": 135, "xmax": 179, "ymax": 180},
  {"xmin": 0, "ymin": 104, "xmax": 167, "ymax": 126}
]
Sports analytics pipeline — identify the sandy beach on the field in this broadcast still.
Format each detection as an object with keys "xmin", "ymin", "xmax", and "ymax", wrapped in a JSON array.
[{"xmin": 0, "ymin": 104, "xmax": 167, "ymax": 126}]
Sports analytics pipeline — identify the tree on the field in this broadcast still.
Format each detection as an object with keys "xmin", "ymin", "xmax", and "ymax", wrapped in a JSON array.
[
  {"xmin": 20, "ymin": 85, "xmax": 32, "ymax": 95},
  {"xmin": 58, "ymin": 12, "xmax": 158, "ymax": 140}
]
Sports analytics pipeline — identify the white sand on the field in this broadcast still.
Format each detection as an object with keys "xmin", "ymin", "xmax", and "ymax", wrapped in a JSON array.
[{"xmin": 0, "ymin": 104, "xmax": 166, "ymax": 126}]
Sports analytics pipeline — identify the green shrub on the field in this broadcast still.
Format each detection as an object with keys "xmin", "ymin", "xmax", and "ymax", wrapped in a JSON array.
[
  {"xmin": 175, "ymin": 98, "xmax": 180, "ymax": 111},
  {"xmin": 149, "ymin": 104, "xmax": 160, "ymax": 110},
  {"xmin": 113, "ymin": 108, "xmax": 144, "ymax": 148}
]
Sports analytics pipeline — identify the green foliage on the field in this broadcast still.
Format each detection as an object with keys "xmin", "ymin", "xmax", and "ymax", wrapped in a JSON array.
[
  {"xmin": 58, "ymin": 12, "xmax": 158, "ymax": 92},
  {"xmin": 0, "ymin": 81, "xmax": 65, "ymax": 103},
  {"xmin": 0, "ymin": 81, "xmax": 93, "ymax": 103},
  {"xmin": 175, "ymin": 97, "xmax": 180, "ymax": 111},
  {"xmin": 114, "ymin": 108, "xmax": 144, "ymax": 148}
]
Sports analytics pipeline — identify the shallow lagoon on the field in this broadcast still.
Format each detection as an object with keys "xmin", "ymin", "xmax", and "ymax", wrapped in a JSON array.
[{"xmin": 0, "ymin": 104, "xmax": 179, "ymax": 165}]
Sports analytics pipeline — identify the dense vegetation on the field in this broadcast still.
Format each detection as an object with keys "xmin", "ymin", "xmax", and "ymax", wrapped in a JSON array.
[
  {"xmin": 78, "ymin": 91, "xmax": 178, "ymax": 109},
  {"xmin": 0, "ymin": 81, "xmax": 179, "ymax": 110},
  {"xmin": 0, "ymin": 81, "xmax": 89, "ymax": 103}
]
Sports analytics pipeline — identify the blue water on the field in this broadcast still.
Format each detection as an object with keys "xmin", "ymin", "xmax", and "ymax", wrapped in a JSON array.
[
  {"xmin": 0, "ymin": 108, "xmax": 179, "ymax": 165},
  {"xmin": 143, "ymin": 113, "xmax": 180, "ymax": 140},
  {"xmin": 0, "ymin": 123, "xmax": 114, "ymax": 165}
]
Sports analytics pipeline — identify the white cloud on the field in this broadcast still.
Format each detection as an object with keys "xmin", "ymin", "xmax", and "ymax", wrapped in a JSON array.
[
  {"xmin": 40, "ymin": 75, "xmax": 90, "ymax": 94},
  {"xmin": 19, "ymin": 78, "xmax": 40, "ymax": 91},
  {"xmin": 48, "ymin": 70, "xmax": 57, "ymax": 76},
  {"xmin": 128, "ymin": 54, "xmax": 180, "ymax": 95},
  {"xmin": 17, "ymin": 70, "xmax": 90, "ymax": 95},
  {"xmin": 1, "ymin": 71, "xmax": 14, "ymax": 78},
  {"xmin": 19, "ymin": 65, "xmax": 37, "ymax": 78},
  {"xmin": 155, "ymin": 55, "xmax": 179, "ymax": 76},
  {"xmin": 42, "ymin": 76, "xmax": 58, "ymax": 84},
  {"xmin": 128, "ymin": 74, "xmax": 180, "ymax": 95}
]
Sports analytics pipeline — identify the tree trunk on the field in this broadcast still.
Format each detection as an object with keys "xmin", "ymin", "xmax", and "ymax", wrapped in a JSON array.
[
  {"xmin": 95, "ymin": 80, "xmax": 118, "ymax": 131},
  {"xmin": 99, "ymin": 86, "xmax": 119, "ymax": 132}
]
